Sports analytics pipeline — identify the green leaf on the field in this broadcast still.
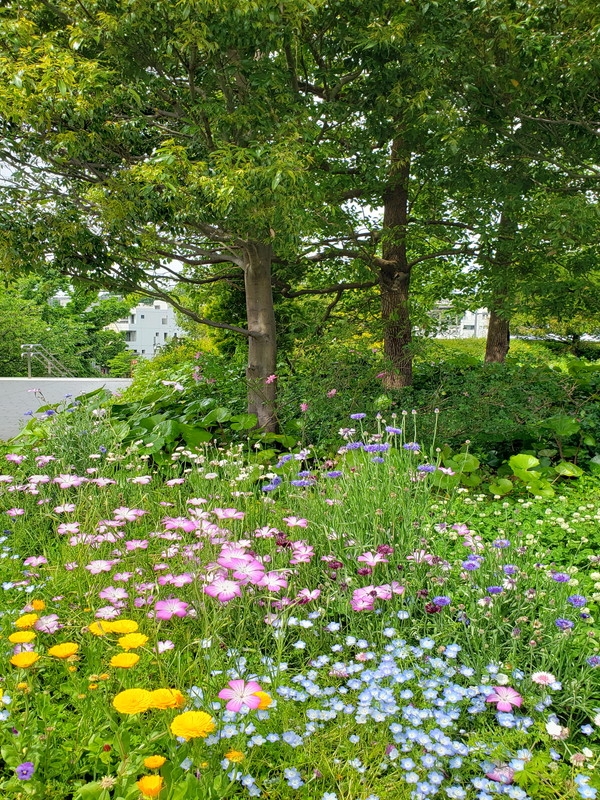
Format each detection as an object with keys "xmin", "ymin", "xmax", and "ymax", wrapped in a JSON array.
[
  {"xmin": 509, "ymin": 453, "xmax": 540, "ymax": 471},
  {"xmin": 230, "ymin": 413, "xmax": 258, "ymax": 430},
  {"xmin": 201, "ymin": 407, "xmax": 231, "ymax": 425},
  {"xmin": 488, "ymin": 478, "xmax": 514, "ymax": 495},
  {"xmin": 448, "ymin": 453, "xmax": 480, "ymax": 472},
  {"xmin": 178, "ymin": 423, "xmax": 212, "ymax": 445},
  {"xmin": 553, "ymin": 461, "xmax": 583, "ymax": 477},
  {"xmin": 539, "ymin": 414, "xmax": 581, "ymax": 438}
]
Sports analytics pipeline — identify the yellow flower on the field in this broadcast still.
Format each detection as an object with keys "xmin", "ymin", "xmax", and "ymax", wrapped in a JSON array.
[
  {"xmin": 149, "ymin": 688, "xmax": 186, "ymax": 710},
  {"xmin": 10, "ymin": 651, "xmax": 40, "ymax": 668},
  {"xmin": 144, "ymin": 755, "xmax": 166, "ymax": 769},
  {"xmin": 15, "ymin": 614, "xmax": 38, "ymax": 629},
  {"xmin": 117, "ymin": 633, "xmax": 148, "ymax": 650},
  {"xmin": 88, "ymin": 621, "xmax": 111, "ymax": 636},
  {"xmin": 88, "ymin": 683, "xmax": 98, "ymax": 690},
  {"xmin": 32, "ymin": 599, "xmax": 46, "ymax": 611},
  {"xmin": 8, "ymin": 631, "xmax": 36, "ymax": 644},
  {"xmin": 48, "ymin": 642, "xmax": 79, "ymax": 659},
  {"xmin": 137, "ymin": 775, "xmax": 164, "ymax": 798},
  {"xmin": 253, "ymin": 691, "xmax": 272, "ymax": 709},
  {"xmin": 110, "ymin": 652, "xmax": 140, "ymax": 669},
  {"xmin": 108, "ymin": 619, "xmax": 139, "ymax": 634},
  {"xmin": 170, "ymin": 711, "xmax": 215, "ymax": 740},
  {"xmin": 225, "ymin": 750, "xmax": 245, "ymax": 763},
  {"xmin": 112, "ymin": 688, "xmax": 152, "ymax": 715},
  {"xmin": 17, "ymin": 682, "xmax": 29, "ymax": 690}
]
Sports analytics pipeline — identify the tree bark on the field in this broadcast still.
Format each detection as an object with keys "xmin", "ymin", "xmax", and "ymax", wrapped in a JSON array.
[
  {"xmin": 484, "ymin": 309, "xmax": 510, "ymax": 362},
  {"xmin": 484, "ymin": 211, "xmax": 517, "ymax": 364},
  {"xmin": 243, "ymin": 241, "xmax": 278, "ymax": 431},
  {"xmin": 380, "ymin": 137, "xmax": 412, "ymax": 388}
]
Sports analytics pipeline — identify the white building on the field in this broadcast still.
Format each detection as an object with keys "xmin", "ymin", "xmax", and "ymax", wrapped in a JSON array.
[
  {"xmin": 431, "ymin": 303, "xmax": 490, "ymax": 339},
  {"xmin": 107, "ymin": 300, "xmax": 185, "ymax": 357}
]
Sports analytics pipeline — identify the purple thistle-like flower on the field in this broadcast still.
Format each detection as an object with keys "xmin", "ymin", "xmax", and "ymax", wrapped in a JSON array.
[
  {"xmin": 385, "ymin": 426, "xmax": 402, "ymax": 434},
  {"xmin": 555, "ymin": 618, "xmax": 574, "ymax": 630},
  {"xmin": 372, "ymin": 457, "xmax": 385, "ymax": 463},
  {"xmin": 462, "ymin": 560, "xmax": 480, "ymax": 571},
  {"xmin": 325, "ymin": 471, "xmax": 343, "ymax": 478},
  {"xmin": 551, "ymin": 572, "xmax": 571, "ymax": 583},
  {"xmin": 568, "ymin": 595, "xmax": 587, "ymax": 607},
  {"xmin": 345, "ymin": 442, "xmax": 364, "ymax": 450},
  {"xmin": 403, "ymin": 442, "xmax": 421, "ymax": 452},
  {"xmin": 417, "ymin": 464, "xmax": 436, "ymax": 473},
  {"xmin": 503, "ymin": 565, "xmax": 518, "ymax": 575},
  {"xmin": 363, "ymin": 443, "xmax": 390, "ymax": 453},
  {"xmin": 587, "ymin": 655, "xmax": 600, "ymax": 667},
  {"xmin": 16, "ymin": 762, "xmax": 35, "ymax": 780},
  {"xmin": 487, "ymin": 586, "xmax": 504, "ymax": 595},
  {"xmin": 432, "ymin": 595, "xmax": 451, "ymax": 606},
  {"xmin": 349, "ymin": 413, "xmax": 366, "ymax": 420},
  {"xmin": 493, "ymin": 539, "xmax": 511, "ymax": 548}
]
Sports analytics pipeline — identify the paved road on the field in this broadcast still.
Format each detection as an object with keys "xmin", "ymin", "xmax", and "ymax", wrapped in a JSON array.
[{"xmin": 0, "ymin": 378, "xmax": 132, "ymax": 442}]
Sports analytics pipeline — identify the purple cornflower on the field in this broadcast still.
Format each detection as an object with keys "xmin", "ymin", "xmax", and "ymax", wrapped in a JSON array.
[
  {"xmin": 385, "ymin": 426, "xmax": 402, "ymax": 434},
  {"xmin": 503, "ymin": 565, "xmax": 518, "ymax": 575},
  {"xmin": 462, "ymin": 560, "xmax": 480, "ymax": 571},
  {"xmin": 551, "ymin": 572, "xmax": 571, "ymax": 583},
  {"xmin": 350, "ymin": 413, "xmax": 366, "ymax": 420},
  {"xmin": 417, "ymin": 464, "xmax": 436, "ymax": 473},
  {"xmin": 493, "ymin": 539, "xmax": 511, "ymax": 548},
  {"xmin": 555, "ymin": 618, "xmax": 574, "ymax": 630},
  {"xmin": 568, "ymin": 595, "xmax": 587, "ymax": 607},
  {"xmin": 403, "ymin": 442, "xmax": 421, "ymax": 452},
  {"xmin": 487, "ymin": 586, "xmax": 504, "ymax": 595},
  {"xmin": 290, "ymin": 479, "xmax": 315, "ymax": 487},
  {"xmin": 345, "ymin": 442, "xmax": 364, "ymax": 450},
  {"xmin": 326, "ymin": 471, "xmax": 343, "ymax": 478},
  {"xmin": 372, "ymin": 457, "xmax": 385, "ymax": 463},
  {"xmin": 587, "ymin": 655, "xmax": 600, "ymax": 667},
  {"xmin": 363, "ymin": 443, "xmax": 390, "ymax": 452},
  {"xmin": 432, "ymin": 596, "xmax": 451, "ymax": 606},
  {"xmin": 16, "ymin": 762, "xmax": 34, "ymax": 780}
]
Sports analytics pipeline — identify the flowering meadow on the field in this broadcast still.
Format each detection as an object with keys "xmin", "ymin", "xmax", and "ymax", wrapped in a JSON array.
[{"xmin": 0, "ymin": 404, "xmax": 599, "ymax": 800}]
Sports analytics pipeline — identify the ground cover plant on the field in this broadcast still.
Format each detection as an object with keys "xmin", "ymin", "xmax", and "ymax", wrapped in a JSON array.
[{"xmin": 0, "ymin": 400, "xmax": 599, "ymax": 800}]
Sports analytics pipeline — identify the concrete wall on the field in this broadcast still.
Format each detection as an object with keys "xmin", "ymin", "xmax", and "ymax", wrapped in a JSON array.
[{"xmin": 0, "ymin": 378, "xmax": 131, "ymax": 442}]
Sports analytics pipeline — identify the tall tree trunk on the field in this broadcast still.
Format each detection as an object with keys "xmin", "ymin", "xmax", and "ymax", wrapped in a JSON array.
[
  {"xmin": 484, "ymin": 309, "xmax": 510, "ymax": 362},
  {"xmin": 484, "ymin": 211, "xmax": 517, "ymax": 364},
  {"xmin": 380, "ymin": 137, "xmax": 412, "ymax": 388},
  {"xmin": 243, "ymin": 241, "xmax": 278, "ymax": 431}
]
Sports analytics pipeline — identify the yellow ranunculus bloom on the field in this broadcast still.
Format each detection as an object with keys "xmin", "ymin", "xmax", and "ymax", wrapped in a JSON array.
[
  {"xmin": 48, "ymin": 642, "xmax": 79, "ymax": 659},
  {"xmin": 10, "ymin": 651, "xmax": 40, "ymax": 668},
  {"xmin": 32, "ymin": 599, "xmax": 46, "ymax": 611},
  {"xmin": 112, "ymin": 688, "xmax": 152, "ymax": 715},
  {"xmin": 15, "ymin": 614, "xmax": 38, "ymax": 629},
  {"xmin": 117, "ymin": 633, "xmax": 148, "ymax": 650},
  {"xmin": 137, "ymin": 775, "xmax": 164, "ymax": 797},
  {"xmin": 149, "ymin": 688, "xmax": 186, "ymax": 710},
  {"xmin": 8, "ymin": 631, "xmax": 36, "ymax": 644},
  {"xmin": 253, "ymin": 690, "xmax": 272, "ymax": 709},
  {"xmin": 170, "ymin": 710, "xmax": 215, "ymax": 740},
  {"xmin": 110, "ymin": 652, "xmax": 140, "ymax": 669},
  {"xmin": 108, "ymin": 619, "xmax": 139, "ymax": 634},
  {"xmin": 144, "ymin": 755, "xmax": 166, "ymax": 769}
]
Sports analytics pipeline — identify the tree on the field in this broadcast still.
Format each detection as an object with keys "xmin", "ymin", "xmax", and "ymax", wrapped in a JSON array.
[{"xmin": 0, "ymin": 0, "xmax": 327, "ymax": 429}]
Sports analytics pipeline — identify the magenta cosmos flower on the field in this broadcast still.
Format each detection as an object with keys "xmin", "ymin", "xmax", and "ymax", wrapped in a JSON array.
[
  {"xmin": 154, "ymin": 598, "xmax": 189, "ymax": 620},
  {"xmin": 218, "ymin": 680, "xmax": 262, "ymax": 712},
  {"xmin": 485, "ymin": 686, "xmax": 523, "ymax": 712},
  {"xmin": 282, "ymin": 516, "xmax": 308, "ymax": 528}
]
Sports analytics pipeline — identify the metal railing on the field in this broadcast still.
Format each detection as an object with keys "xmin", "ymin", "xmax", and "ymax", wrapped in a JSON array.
[{"xmin": 20, "ymin": 344, "xmax": 76, "ymax": 378}]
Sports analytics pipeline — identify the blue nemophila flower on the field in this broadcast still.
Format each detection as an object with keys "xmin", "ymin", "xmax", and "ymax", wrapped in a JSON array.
[
  {"xmin": 322, "ymin": 794, "xmax": 338, "ymax": 800},
  {"xmin": 284, "ymin": 768, "xmax": 304, "ymax": 788}
]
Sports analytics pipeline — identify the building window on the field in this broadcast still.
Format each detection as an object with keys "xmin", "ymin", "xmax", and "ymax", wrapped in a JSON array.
[
  {"xmin": 130, "ymin": 315, "xmax": 135, "ymax": 324},
  {"xmin": 162, "ymin": 317, "xmax": 168, "ymax": 325},
  {"xmin": 164, "ymin": 332, "xmax": 168, "ymax": 340},
  {"xmin": 125, "ymin": 331, "xmax": 137, "ymax": 342},
  {"xmin": 154, "ymin": 305, "xmax": 161, "ymax": 309},
  {"xmin": 463, "ymin": 325, "xmax": 475, "ymax": 330},
  {"xmin": 141, "ymin": 349, "xmax": 145, "ymax": 354},
  {"xmin": 117, "ymin": 318, "xmax": 128, "ymax": 324},
  {"xmin": 140, "ymin": 314, "xmax": 145, "ymax": 319}
]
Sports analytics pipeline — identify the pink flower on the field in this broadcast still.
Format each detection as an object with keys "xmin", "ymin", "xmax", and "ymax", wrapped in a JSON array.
[
  {"xmin": 165, "ymin": 477, "xmax": 185, "ymax": 486},
  {"xmin": 162, "ymin": 516, "xmax": 198, "ymax": 533},
  {"xmin": 34, "ymin": 614, "xmax": 62, "ymax": 633},
  {"xmin": 85, "ymin": 560, "xmax": 117, "ymax": 575},
  {"xmin": 485, "ymin": 686, "xmax": 523, "ymax": 712},
  {"xmin": 327, "ymin": 389, "xmax": 337, "ymax": 397},
  {"xmin": 485, "ymin": 765, "xmax": 515, "ymax": 785},
  {"xmin": 154, "ymin": 598, "xmax": 189, "ymax": 620},
  {"xmin": 157, "ymin": 640, "xmax": 175, "ymax": 653},
  {"xmin": 294, "ymin": 588, "xmax": 321, "ymax": 603},
  {"xmin": 125, "ymin": 539, "xmax": 149, "ymax": 551},
  {"xmin": 213, "ymin": 508, "xmax": 245, "ymax": 520},
  {"xmin": 204, "ymin": 578, "xmax": 242, "ymax": 603},
  {"xmin": 218, "ymin": 679, "xmax": 262, "ymax": 712},
  {"xmin": 406, "ymin": 550, "xmax": 435, "ymax": 564},
  {"xmin": 23, "ymin": 556, "xmax": 47, "ymax": 567},
  {"xmin": 265, "ymin": 374, "xmax": 277, "ymax": 384},
  {"xmin": 54, "ymin": 474, "xmax": 86, "ymax": 489},
  {"xmin": 6, "ymin": 454, "xmax": 26, "ymax": 464},
  {"xmin": 289, "ymin": 541, "xmax": 314, "ymax": 564},
  {"xmin": 54, "ymin": 504, "xmax": 76, "ymax": 513},
  {"xmin": 113, "ymin": 507, "xmax": 146, "ymax": 522},
  {"xmin": 300, "ymin": 402, "xmax": 309, "ymax": 412},
  {"xmin": 254, "ymin": 526, "xmax": 279, "ymax": 538},
  {"xmin": 57, "ymin": 522, "xmax": 80, "ymax": 536},
  {"xmin": 129, "ymin": 475, "xmax": 152, "ymax": 484},
  {"xmin": 6, "ymin": 508, "xmax": 24, "ymax": 517},
  {"xmin": 282, "ymin": 516, "xmax": 308, "ymax": 528},
  {"xmin": 218, "ymin": 556, "xmax": 264, "ymax": 585},
  {"xmin": 531, "ymin": 671, "xmax": 557, "ymax": 685},
  {"xmin": 258, "ymin": 571, "xmax": 288, "ymax": 593},
  {"xmin": 357, "ymin": 551, "xmax": 389, "ymax": 566},
  {"xmin": 99, "ymin": 586, "xmax": 129, "ymax": 603},
  {"xmin": 95, "ymin": 605, "xmax": 120, "ymax": 620}
]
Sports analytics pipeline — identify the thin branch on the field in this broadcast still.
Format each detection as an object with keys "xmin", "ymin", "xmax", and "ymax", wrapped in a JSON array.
[{"xmin": 281, "ymin": 280, "xmax": 378, "ymax": 298}]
